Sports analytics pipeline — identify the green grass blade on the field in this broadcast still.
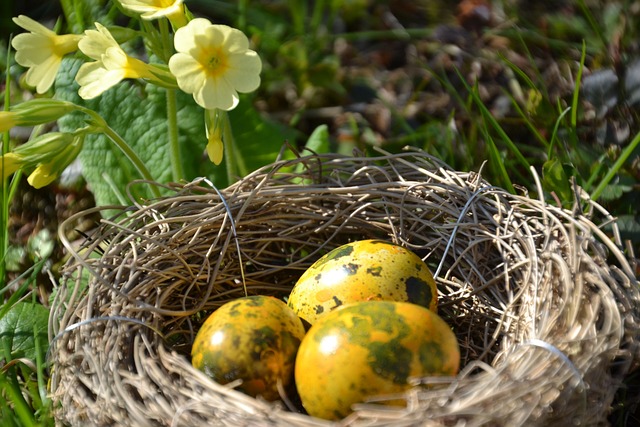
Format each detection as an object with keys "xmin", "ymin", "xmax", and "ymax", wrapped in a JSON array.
[
  {"xmin": 590, "ymin": 129, "xmax": 640, "ymax": 201},
  {"xmin": 571, "ymin": 41, "xmax": 587, "ymax": 130},
  {"xmin": 498, "ymin": 52, "xmax": 537, "ymax": 92},
  {"xmin": 457, "ymin": 70, "xmax": 531, "ymax": 173},
  {"xmin": 502, "ymin": 89, "xmax": 550, "ymax": 151},
  {"xmin": 576, "ymin": 0, "xmax": 608, "ymax": 53},
  {"xmin": 484, "ymin": 129, "xmax": 514, "ymax": 193},
  {"xmin": 548, "ymin": 106, "xmax": 572, "ymax": 159}
]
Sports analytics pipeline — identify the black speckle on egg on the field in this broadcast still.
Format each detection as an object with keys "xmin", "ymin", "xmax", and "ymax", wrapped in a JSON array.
[
  {"xmin": 232, "ymin": 335, "xmax": 241, "ymax": 348},
  {"xmin": 319, "ymin": 244, "xmax": 355, "ymax": 266},
  {"xmin": 315, "ymin": 305, "xmax": 324, "ymax": 315},
  {"xmin": 332, "ymin": 296, "xmax": 343, "ymax": 308},
  {"xmin": 343, "ymin": 263, "xmax": 359, "ymax": 275},
  {"xmin": 366, "ymin": 266, "xmax": 383, "ymax": 276},
  {"xmin": 405, "ymin": 276, "xmax": 432, "ymax": 307}
]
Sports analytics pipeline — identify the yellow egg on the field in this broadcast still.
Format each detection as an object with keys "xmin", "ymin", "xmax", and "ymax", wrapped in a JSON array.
[
  {"xmin": 295, "ymin": 300, "xmax": 460, "ymax": 420},
  {"xmin": 191, "ymin": 296, "xmax": 306, "ymax": 401},
  {"xmin": 288, "ymin": 240, "xmax": 437, "ymax": 325}
]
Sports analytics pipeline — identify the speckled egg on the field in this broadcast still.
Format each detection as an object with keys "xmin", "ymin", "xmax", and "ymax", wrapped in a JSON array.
[
  {"xmin": 294, "ymin": 300, "xmax": 460, "ymax": 420},
  {"xmin": 288, "ymin": 239, "xmax": 437, "ymax": 325},
  {"xmin": 191, "ymin": 295, "xmax": 306, "ymax": 401}
]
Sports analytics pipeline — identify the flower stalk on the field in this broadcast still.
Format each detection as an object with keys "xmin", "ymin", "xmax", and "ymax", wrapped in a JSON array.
[
  {"xmin": 79, "ymin": 107, "xmax": 161, "ymax": 198},
  {"xmin": 166, "ymin": 88, "xmax": 184, "ymax": 182}
]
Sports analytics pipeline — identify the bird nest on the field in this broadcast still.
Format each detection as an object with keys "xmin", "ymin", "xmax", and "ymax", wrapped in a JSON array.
[{"xmin": 49, "ymin": 149, "xmax": 640, "ymax": 426}]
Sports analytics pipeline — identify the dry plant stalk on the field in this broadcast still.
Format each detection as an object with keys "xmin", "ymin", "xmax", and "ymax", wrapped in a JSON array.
[{"xmin": 49, "ymin": 149, "xmax": 640, "ymax": 426}]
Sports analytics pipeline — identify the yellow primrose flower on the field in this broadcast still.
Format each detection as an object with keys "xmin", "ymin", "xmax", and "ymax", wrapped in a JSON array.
[
  {"xmin": 118, "ymin": 0, "xmax": 187, "ymax": 27},
  {"xmin": 11, "ymin": 15, "xmax": 83, "ymax": 94},
  {"xmin": 27, "ymin": 139, "xmax": 83, "ymax": 188},
  {"xmin": 1, "ymin": 132, "xmax": 84, "ymax": 188},
  {"xmin": 168, "ymin": 18, "xmax": 262, "ymax": 111},
  {"xmin": 205, "ymin": 109, "xmax": 224, "ymax": 165},
  {"xmin": 0, "ymin": 112, "xmax": 19, "ymax": 133},
  {"xmin": 76, "ymin": 23, "xmax": 166, "ymax": 99},
  {"xmin": 1, "ymin": 152, "xmax": 22, "ymax": 178},
  {"xmin": 1, "ymin": 99, "xmax": 77, "ymax": 132}
]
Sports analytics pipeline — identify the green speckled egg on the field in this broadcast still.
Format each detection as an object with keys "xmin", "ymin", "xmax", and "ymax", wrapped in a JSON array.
[
  {"xmin": 288, "ymin": 240, "xmax": 437, "ymax": 325},
  {"xmin": 191, "ymin": 296, "xmax": 306, "ymax": 401},
  {"xmin": 294, "ymin": 301, "xmax": 460, "ymax": 420}
]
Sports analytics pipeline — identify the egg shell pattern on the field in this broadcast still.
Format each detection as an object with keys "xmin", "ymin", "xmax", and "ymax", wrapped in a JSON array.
[
  {"xmin": 294, "ymin": 300, "xmax": 460, "ymax": 420},
  {"xmin": 191, "ymin": 295, "xmax": 306, "ymax": 401},
  {"xmin": 288, "ymin": 239, "xmax": 437, "ymax": 325}
]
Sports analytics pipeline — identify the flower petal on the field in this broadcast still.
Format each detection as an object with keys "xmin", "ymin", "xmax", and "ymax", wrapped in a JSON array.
[
  {"xmin": 102, "ymin": 47, "xmax": 129, "ymax": 70},
  {"xmin": 197, "ymin": 76, "xmax": 238, "ymax": 111},
  {"xmin": 28, "ymin": 163, "xmax": 56, "ymax": 188},
  {"xmin": 174, "ymin": 18, "xmax": 213, "ymax": 54},
  {"xmin": 170, "ymin": 18, "xmax": 260, "ymax": 111},
  {"xmin": 1, "ymin": 153, "xmax": 23, "ymax": 179},
  {"xmin": 76, "ymin": 62, "xmax": 124, "ymax": 99},
  {"xmin": 225, "ymin": 51, "xmax": 262, "ymax": 93},
  {"xmin": 206, "ymin": 133, "xmax": 224, "ymax": 165},
  {"xmin": 79, "ymin": 23, "xmax": 119, "ymax": 60},
  {"xmin": 220, "ymin": 26, "xmax": 250, "ymax": 53},
  {"xmin": 168, "ymin": 53, "xmax": 206, "ymax": 94},
  {"xmin": 118, "ymin": 0, "xmax": 185, "ymax": 19},
  {"xmin": 25, "ymin": 54, "xmax": 61, "ymax": 94},
  {"xmin": 12, "ymin": 15, "xmax": 54, "ymax": 36},
  {"xmin": 12, "ymin": 33, "xmax": 49, "ymax": 62}
]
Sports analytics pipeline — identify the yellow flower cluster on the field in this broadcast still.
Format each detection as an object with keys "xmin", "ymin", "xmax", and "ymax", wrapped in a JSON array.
[{"xmin": 3, "ymin": 0, "xmax": 263, "ymax": 188}]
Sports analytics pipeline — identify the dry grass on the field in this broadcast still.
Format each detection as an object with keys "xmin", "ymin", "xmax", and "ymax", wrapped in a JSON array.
[{"xmin": 48, "ymin": 148, "xmax": 640, "ymax": 426}]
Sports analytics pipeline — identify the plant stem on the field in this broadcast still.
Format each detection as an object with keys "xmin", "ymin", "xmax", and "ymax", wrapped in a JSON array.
[
  {"xmin": 0, "ymin": 355, "xmax": 36, "ymax": 426},
  {"xmin": 157, "ymin": 18, "xmax": 184, "ymax": 183},
  {"xmin": 166, "ymin": 88, "xmax": 184, "ymax": 182},
  {"xmin": 101, "ymin": 126, "xmax": 162, "ymax": 198},
  {"xmin": 1, "ymin": 39, "xmax": 11, "ymax": 288},
  {"xmin": 222, "ymin": 111, "xmax": 237, "ymax": 185},
  {"xmin": 221, "ymin": 112, "xmax": 248, "ymax": 185},
  {"xmin": 78, "ymin": 107, "xmax": 161, "ymax": 198},
  {"xmin": 238, "ymin": 0, "xmax": 247, "ymax": 31}
]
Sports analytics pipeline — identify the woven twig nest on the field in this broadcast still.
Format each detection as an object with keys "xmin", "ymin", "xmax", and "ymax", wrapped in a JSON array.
[{"xmin": 50, "ymin": 149, "xmax": 640, "ymax": 426}]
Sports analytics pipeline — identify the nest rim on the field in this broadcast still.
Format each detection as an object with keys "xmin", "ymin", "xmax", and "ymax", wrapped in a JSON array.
[{"xmin": 49, "ymin": 149, "xmax": 640, "ymax": 426}]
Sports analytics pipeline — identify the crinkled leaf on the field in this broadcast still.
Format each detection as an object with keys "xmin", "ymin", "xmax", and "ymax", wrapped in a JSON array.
[
  {"xmin": 0, "ymin": 302, "xmax": 49, "ymax": 361},
  {"xmin": 56, "ymin": 58, "xmax": 297, "ymax": 203},
  {"xmin": 55, "ymin": 57, "xmax": 212, "ymax": 207}
]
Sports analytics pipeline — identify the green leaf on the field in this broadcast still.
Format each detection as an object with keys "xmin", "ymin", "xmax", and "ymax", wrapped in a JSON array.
[
  {"xmin": 56, "ymin": 58, "xmax": 297, "ymax": 202},
  {"xmin": 595, "ymin": 177, "xmax": 634, "ymax": 201},
  {"xmin": 613, "ymin": 214, "xmax": 640, "ymax": 244},
  {"xmin": 227, "ymin": 100, "xmax": 300, "ymax": 183},
  {"xmin": 26, "ymin": 229, "xmax": 55, "ymax": 262},
  {"xmin": 301, "ymin": 124, "xmax": 330, "ymax": 154},
  {"xmin": 0, "ymin": 302, "xmax": 49, "ymax": 361},
  {"xmin": 4, "ymin": 246, "xmax": 26, "ymax": 272},
  {"xmin": 55, "ymin": 58, "xmax": 212, "ymax": 207},
  {"xmin": 542, "ymin": 158, "xmax": 574, "ymax": 203}
]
